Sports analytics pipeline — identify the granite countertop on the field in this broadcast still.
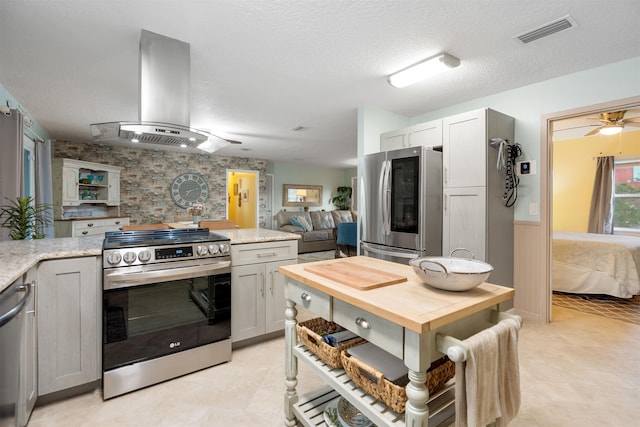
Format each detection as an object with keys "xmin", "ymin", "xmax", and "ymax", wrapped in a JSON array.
[
  {"xmin": 213, "ymin": 228, "xmax": 301, "ymax": 244},
  {"xmin": 0, "ymin": 228, "xmax": 300, "ymax": 293},
  {"xmin": 0, "ymin": 236, "xmax": 104, "ymax": 293}
]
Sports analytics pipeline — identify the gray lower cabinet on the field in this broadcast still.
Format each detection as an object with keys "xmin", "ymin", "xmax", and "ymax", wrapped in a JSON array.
[
  {"xmin": 37, "ymin": 257, "xmax": 101, "ymax": 395},
  {"xmin": 231, "ymin": 240, "xmax": 297, "ymax": 342}
]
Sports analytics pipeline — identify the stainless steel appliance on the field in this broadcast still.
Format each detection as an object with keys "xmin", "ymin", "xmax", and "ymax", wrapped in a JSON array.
[
  {"xmin": 0, "ymin": 282, "xmax": 32, "ymax": 427},
  {"xmin": 360, "ymin": 146, "xmax": 442, "ymax": 264},
  {"xmin": 102, "ymin": 228, "xmax": 232, "ymax": 399}
]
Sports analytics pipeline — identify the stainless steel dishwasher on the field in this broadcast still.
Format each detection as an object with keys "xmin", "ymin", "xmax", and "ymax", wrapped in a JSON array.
[{"xmin": 0, "ymin": 281, "xmax": 32, "ymax": 427}]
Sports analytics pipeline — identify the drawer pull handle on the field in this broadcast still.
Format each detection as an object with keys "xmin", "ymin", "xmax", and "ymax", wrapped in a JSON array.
[
  {"xmin": 115, "ymin": 221, "xmax": 121, "ymax": 225},
  {"xmin": 300, "ymin": 292, "xmax": 311, "ymax": 302},
  {"xmin": 82, "ymin": 231, "xmax": 88, "ymax": 235},
  {"xmin": 87, "ymin": 223, "xmax": 94, "ymax": 227},
  {"xmin": 257, "ymin": 252, "xmax": 278, "ymax": 258},
  {"xmin": 355, "ymin": 317, "xmax": 371, "ymax": 329}
]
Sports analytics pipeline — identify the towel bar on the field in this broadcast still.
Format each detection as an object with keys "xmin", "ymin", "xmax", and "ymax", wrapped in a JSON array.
[{"xmin": 435, "ymin": 311, "xmax": 522, "ymax": 362}]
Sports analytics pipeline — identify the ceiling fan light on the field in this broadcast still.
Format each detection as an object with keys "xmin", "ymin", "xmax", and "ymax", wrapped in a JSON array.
[
  {"xmin": 388, "ymin": 53, "xmax": 460, "ymax": 88},
  {"xmin": 600, "ymin": 126, "xmax": 622, "ymax": 136}
]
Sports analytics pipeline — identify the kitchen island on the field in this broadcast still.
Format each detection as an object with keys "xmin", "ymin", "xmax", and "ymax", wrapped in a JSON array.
[{"xmin": 279, "ymin": 256, "xmax": 515, "ymax": 427}]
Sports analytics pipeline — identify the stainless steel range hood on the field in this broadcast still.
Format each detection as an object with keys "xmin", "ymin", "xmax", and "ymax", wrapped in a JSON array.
[{"xmin": 90, "ymin": 30, "xmax": 231, "ymax": 153}]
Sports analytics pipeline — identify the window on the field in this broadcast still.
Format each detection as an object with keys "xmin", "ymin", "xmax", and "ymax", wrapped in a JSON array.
[
  {"xmin": 613, "ymin": 159, "xmax": 640, "ymax": 231},
  {"xmin": 23, "ymin": 136, "xmax": 35, "ymax": 199}
]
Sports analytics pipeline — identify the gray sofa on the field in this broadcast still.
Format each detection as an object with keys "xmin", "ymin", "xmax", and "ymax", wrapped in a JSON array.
[{"xmin": 276, "ymin": 210, "xmax": 356, "ymax": 253}]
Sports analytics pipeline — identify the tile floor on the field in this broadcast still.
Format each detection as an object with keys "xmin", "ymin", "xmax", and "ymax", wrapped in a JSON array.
[{"xmin": 26, "ymin": 253, "xmax": 640, "ymax": 426}]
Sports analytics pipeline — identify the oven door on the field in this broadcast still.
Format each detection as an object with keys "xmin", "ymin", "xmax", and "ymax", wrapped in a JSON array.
[{"xmin": 103, "ymin": 259, "xmax": 231, "ymax": 372}]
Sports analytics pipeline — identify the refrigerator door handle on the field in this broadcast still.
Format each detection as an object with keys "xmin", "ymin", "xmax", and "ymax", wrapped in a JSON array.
[
  {"xmin": 379, "ymin": 160, "xmax": 389, "ymax": 236},
  {"xmin": 361, "ymin": 242, "xmax": 419, "ymax": 260},
  {"xmin": 382, "ymin": 160, "xmax": 391, "ymax": 235}
]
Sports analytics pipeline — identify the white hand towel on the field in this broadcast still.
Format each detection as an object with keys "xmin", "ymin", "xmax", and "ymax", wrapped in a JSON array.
[
  {"xmin": 455, "ymin": 318, "xmax": 521, "ymax": 427},
  {"xmin": 493, "ymin": 318, "xmax": 521, "ymax": 427}
]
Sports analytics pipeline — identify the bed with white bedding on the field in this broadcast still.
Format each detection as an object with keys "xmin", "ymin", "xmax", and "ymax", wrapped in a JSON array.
[{"xmin": 552, "ymin": 231, "xmax": 640, "ymax": 298}]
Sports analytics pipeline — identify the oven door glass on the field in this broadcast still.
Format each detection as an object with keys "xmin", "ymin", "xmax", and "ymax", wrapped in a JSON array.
[{"xmin": 103, "ymin": 273, "xmax": 231, "ymax": 371}]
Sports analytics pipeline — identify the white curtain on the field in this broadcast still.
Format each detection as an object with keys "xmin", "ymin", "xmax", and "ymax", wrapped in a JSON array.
[
  {"xmin": 0, "ymin": 109, "xmax": 24, "ymax": 241},
  {"xmin": 36, "ymin": 139, "xmax": 54, "ymax": 238}
]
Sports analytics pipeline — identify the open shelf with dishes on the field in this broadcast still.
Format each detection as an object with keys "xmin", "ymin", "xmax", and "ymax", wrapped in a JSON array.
[
  {"xmin": 52, "ymin": 158, "xmax": 123, "ymax": 218},
  {"xmin": 52, "ymin": 158, "xmax": 129, "ymax": 237}
]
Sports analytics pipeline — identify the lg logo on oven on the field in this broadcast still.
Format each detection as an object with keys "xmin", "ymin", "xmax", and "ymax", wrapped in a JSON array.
[{"xmin": 169, "ymin": 341, "xmax": 181, "ymax": 349}]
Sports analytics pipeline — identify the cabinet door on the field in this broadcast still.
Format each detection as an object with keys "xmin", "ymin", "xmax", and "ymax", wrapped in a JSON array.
[
  {"xmin": 231, "ymin": 263, "xmax": 266, "ymax": 342},
  {"xmin": 107, "ymin": 172, "xmax": 120, "ymax": 205},
  {"xmin": 443, "ymin": 187, "xmax": 486, "ymax": 261},
  {"xmin": 408, "ymin": 119, "xmax": 442, "ymax": 148},
  {"xmin": 264, "ymin": 260, "xmax": 292, "ymax": 334},
  {"xmin": 380, "ymin": 128, "xmax": 407, "ymax": 151},
  {"xmin": 62, "ymin": 166, "xmax": 80, "ymax": 205},
  {"xmin": 37, "ymin": 257, "xmax": 99, "ymax": 395},
  {"xmin": 443, "ymin": 109, "xmax": 487, "ymax": 188},
  {"xmin": 17, "ymin": 267, "xmax": 37, "ymax": 427}
]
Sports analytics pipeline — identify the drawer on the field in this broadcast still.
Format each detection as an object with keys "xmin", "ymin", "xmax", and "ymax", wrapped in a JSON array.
[
  {"xmin": 73, "ymin": 220, "xmax": 104, "ymax": 236},
  {"xmin": 231, "ymin": 240, "xmax": 297, "ymax": 266},
  {"xmin": 104, "ymin": 217, "xmax": 129, "ymax": 229},
  {"xmin": 333, "ymin": 298, "xmax": 404, "ymax": 359},
  {"xmin": 285, "ymin": 280, "xmax": 331, "ymax": 320}
]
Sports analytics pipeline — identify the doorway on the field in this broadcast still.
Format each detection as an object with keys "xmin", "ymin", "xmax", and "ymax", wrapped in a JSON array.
[
  {"xmin": 226, "ymin": 169, "xmax": 259, "ymax": 229},
  {"xmin": 543, "ymin": 96, "xmax": 640, "ymax": 322}
]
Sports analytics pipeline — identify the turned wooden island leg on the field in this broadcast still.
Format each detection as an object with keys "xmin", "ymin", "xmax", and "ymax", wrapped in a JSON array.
[
  {"xmin": 284, "ymin": 299, "xmax": 299, "ymax": 426},
  {"xmin": 405, "ymin": 369, "xmax": 429, "ymax": 427}
]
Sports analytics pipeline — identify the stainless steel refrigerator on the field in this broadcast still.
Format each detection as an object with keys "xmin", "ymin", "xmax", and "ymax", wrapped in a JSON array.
[{"xmin": 360, "ymin": 146, "xmax": 442, "ymax": 264}]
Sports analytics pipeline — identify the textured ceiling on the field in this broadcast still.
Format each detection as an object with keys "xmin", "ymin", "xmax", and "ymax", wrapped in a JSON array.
[{"xmin": 1, "ymin": 0, "xmax": 639, "ymax": 167}]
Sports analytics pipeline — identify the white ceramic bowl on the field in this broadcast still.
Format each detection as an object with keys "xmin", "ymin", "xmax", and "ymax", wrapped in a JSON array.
[{"xmin": 409, "ymin": 257, "xmax": 493, "ymax": 291}]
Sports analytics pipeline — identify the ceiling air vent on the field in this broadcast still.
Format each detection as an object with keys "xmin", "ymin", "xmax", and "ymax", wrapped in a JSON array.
[{"xmin": 515, "ymin": 15, "xmax": 577, "ymax": 44}]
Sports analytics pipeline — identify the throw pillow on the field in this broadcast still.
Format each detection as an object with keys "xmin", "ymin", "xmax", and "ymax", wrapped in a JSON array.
[
  {"xmin": 297, "ymin": 215, "xmax": 313, "ymax": 231},
  {"xmin": 289, "ymin": 216, "xmax": 307, "ymax": 232}
]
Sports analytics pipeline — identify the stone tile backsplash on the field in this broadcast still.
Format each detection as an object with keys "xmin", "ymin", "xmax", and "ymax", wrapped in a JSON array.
[{"xmin": 54, "ymin": 141, "xmax": 268, "ymax": 226}]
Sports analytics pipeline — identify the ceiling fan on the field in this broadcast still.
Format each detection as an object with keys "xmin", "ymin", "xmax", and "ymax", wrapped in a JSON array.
[{"xmin": 584, "ymin": 110, "xmax": 640, "ymax": 136}]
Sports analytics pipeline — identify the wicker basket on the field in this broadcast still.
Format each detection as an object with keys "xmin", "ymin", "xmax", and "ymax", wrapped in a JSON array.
[
  {"xmin": 296, "ymin": 318, "xmax": 366, "ymax": 369},
  {"xmin": 340, "ymin": 351, "xmax": 455, "ymax": 413}
]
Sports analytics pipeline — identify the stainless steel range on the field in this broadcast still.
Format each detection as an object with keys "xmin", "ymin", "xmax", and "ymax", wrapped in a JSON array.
[{"xmin": 102, "ymin": 228, "xmax": 232, "ymax": 399}]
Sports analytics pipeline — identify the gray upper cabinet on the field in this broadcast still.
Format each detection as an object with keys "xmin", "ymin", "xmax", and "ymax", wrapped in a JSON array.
[
  {"xmin": 37, "ymin": 257, "xmax": 101, "ymax": 395},
  {"xmin": 380, "ymin": 119, "xmax": 442, "ymax": 151},
  {"xmin": 442, "ymin": 108, "xmax": 515, "ymax": 288}
]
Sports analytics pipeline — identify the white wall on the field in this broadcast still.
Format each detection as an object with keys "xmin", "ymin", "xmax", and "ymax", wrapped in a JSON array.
[
  {"xmin": 359, "ymin": 56, "xmax": 640, "ymax": 221},
  {"xmin": 271, "ymin": 162, "xmax": 356, "ymax": 216}
]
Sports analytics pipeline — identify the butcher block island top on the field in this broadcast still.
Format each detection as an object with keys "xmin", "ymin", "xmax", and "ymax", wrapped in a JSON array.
[{"xmin": 279, "ymin": 255, "xmax": 514, "ymax": 334}]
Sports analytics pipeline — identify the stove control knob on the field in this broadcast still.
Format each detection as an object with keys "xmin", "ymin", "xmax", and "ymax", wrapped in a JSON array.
[
  {"xmin": 138, "ymin": 250, "xmax": 152, "ymax": 263},
  {"xmin": 208, "ymin": 244, "xmax": 219, "ymax": 255},
  {"xmin": 107, "ymin": 252, "xmax": 122, "ymax": 265},
  {"xmin": 219, "ymin": 243, "xmax": 230, "ymax": 254},
  {"xmin": 123, "ymin": 251, "xmax": 137, "ymax": 264},
  {"xmin": 196, "ymin": 245, "xmax": 209, "ymax": 256}
]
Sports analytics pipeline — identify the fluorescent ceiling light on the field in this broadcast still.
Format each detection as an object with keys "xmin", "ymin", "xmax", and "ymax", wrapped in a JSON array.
[
  {"xmin": 600, "ymin": 125, "xmax": 623, "ymax": 136},
  {"xmin": 388, "ymin": 53, "xmax": 460, "ymax": 88}
]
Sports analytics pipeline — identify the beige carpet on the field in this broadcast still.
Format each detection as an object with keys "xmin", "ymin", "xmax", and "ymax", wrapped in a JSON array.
[{"xmin": 552, "ymin": 291, "xmax": 640, "ymax": 325}]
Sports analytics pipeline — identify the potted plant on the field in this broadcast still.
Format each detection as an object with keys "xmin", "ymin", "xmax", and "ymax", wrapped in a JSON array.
[
  {"xmin": 330, "ymin": 186, "xmax": 352, "ymax": 210},
  {"xmin": 0, "ymin": 196, "xmax": 52, "ymax": 240}
]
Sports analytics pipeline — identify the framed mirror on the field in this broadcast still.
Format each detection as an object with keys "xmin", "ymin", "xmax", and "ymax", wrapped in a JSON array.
[{"xmin": 283, "ymin": 184, "xmax": 323, "ymax": 207}]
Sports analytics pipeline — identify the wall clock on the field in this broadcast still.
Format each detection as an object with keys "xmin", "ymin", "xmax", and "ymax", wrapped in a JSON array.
[{"xmin": 170, "ymin": 173, "xmax": 209, "ymax": 209}]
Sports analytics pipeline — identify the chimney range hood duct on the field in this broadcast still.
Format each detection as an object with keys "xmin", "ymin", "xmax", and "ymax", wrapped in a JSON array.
[{"xmin": 90, "ymin": 30, "xmax": 231, "ymax": 153}]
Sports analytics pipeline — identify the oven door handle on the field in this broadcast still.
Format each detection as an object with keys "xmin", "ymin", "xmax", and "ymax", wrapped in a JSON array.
[{"xmin": 103, "ymin": 261, "xmax": 231, "ymax": 290}]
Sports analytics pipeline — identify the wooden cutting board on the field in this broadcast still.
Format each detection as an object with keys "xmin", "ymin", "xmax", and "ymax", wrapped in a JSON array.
[{"xmin": 304, "ymin": 262, "xmax": 407, "ymax": 290}]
